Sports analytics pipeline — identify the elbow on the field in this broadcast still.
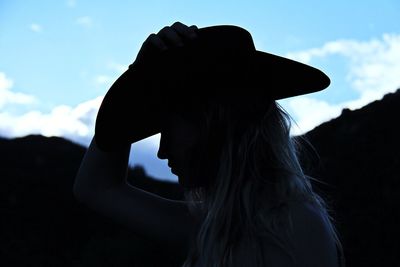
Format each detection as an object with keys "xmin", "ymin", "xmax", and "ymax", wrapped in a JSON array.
[
  {"xmin": 72, "ymin": 184, "xmax": 83, "ymax": 203},
  {"xmin": 72, "ymin": 181, "xmax": 90, "ymax": 203},
  {"xmin": 72, "ymin": 180, "xmax": 104, "ymax": 205}
]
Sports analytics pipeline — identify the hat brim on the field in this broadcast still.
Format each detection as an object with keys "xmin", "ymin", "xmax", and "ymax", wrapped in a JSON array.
[{"xmin": 252, "ymin": 50, "xmax": 330, "ymax": 99}]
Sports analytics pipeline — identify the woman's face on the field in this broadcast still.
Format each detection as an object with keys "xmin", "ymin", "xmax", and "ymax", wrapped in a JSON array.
[{"xmin": 157, "ymin": 111, "xmax": 202, "ymax": 187}]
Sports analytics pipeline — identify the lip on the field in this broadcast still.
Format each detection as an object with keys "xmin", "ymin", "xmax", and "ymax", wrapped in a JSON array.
[
  {"xmin": 168, "ymin": 163, "xmax": 177, "ymax": 172},
  {"xmin": 167, "ymin": 161, "xmax": 178, "ymax": 174}
]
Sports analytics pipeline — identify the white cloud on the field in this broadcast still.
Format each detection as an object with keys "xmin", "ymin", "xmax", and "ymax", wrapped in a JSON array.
[
  {"xmin": 107, "ymin": 62, "xmax": 128, "ymax": 73},
  {"xmin": 76, "ymin": 16, "xmax": 93, "ymax": 29},
  {"xmin": 0, "ymin": 96, "xmax": 103, "ymax": 147},
  {"xmin": 284, "ymin": 33, "xmax": 400, "ymax": 135},
  {"xmin": 94, "ymin": 75, "xmax": 114, "ymax": 86},
  {"xmin": 0, "ymin": 72, "xmax": 13, "ymax": 91},
  {"xmin": 66, "ymin": 0, "xmax": 76, "ymax": 8},
  {"xmin": 285, "ymin": 97, "xmax": 344, "ymax": 136},
  {"xmin": 29, "ymin": 23, "xmax": 43, "ymax": 33},
  {"xmin": 0, "ymin": 72, "xmax": 36, "ymax": 108}
]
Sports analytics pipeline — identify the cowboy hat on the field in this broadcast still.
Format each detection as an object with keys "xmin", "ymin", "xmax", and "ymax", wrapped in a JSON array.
[{"xmin": 94, "ymin": 25, "xmax": 330, "ymax": 152}]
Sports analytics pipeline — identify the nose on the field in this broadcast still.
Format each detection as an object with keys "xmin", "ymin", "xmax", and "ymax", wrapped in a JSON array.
[{"xmin": 157, "ymin": 133, "xmax": 168, "ymax": 160}]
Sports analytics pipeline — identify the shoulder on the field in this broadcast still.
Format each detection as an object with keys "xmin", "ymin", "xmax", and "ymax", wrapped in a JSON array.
[
  {"xmin": 236, "ymin": 201, "xmax": 340, "ymax": 267},
  {"xmin": 286, "ymin": 201, "xmax": 339, "ymax": 267}
]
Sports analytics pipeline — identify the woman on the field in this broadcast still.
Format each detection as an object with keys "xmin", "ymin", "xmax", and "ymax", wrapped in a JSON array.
[{"xmin": 74, "ymin": 22, "xmax": 345, "ymax": 266}]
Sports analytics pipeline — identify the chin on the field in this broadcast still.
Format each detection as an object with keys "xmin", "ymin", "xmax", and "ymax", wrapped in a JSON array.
[
  {"xmin": 178, "ymin": 176, "xmax": 185, "ymax": 186},
  {"xmin": 178, "ymin": 176, "xmax": 190, "ymax": 188}
]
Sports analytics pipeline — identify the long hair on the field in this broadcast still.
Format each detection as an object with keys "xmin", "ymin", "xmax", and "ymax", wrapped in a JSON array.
[{"xmin": 179, "ymin": 98, "xmax": 345, "ymax": 267}]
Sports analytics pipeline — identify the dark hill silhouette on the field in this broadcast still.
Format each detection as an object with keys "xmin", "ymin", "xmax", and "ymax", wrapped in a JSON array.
[
  {"xmin": 300, "ymin": 88, "xmax": 400, "ymax": 267},
  {"xmin": 1, "ymin": 88, "xmax": 399, "ymax": 266}
]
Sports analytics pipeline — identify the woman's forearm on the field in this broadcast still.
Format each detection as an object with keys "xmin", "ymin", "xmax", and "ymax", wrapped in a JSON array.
[{"xmin": 73, "ymin": 135, "xmax": 131, "ymax": 200}]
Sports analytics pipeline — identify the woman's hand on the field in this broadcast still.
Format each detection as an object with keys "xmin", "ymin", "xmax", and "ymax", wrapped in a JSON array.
[{"xmin": 131, "ymin": 21, "xmax": 198, "ymax": 69}]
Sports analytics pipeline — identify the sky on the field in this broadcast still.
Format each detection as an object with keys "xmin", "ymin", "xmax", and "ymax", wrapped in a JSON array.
[{"xmin": 1, "ymin": 0, "xmax": 399, "ymax": 182}]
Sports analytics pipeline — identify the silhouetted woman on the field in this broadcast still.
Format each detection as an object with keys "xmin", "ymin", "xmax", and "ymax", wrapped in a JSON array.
[{"xmin": 74, "ymin": 21, "xmax": 345, "ymax": 267}]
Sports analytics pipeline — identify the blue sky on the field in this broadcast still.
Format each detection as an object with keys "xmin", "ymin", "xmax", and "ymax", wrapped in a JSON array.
[{"xmin": 1, "ymin": 0, "xmax": 399, "ymax": 182}]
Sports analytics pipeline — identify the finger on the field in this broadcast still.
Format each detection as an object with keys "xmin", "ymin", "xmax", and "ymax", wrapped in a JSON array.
[
  {"xmin": 134, "ymin": 33, "xmax": 168, "ymax": 65},
  {"xmin": 171, "ymin": 22, "xmax": 198, "ymax": 40},
  {"xmin": 144, "ymin": 33, "xmax": 168, "ymax": 51},
  {"xmin": 157, "ymin": 26, "xmax": 184, "ymax": 47},
  {"xmin": 189, "ymin": 25, "xmax": 198, "ymax": 31}
]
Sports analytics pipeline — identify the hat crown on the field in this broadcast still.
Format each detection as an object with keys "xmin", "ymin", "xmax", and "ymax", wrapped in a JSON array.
[
  {"xmin": 195, "ymin": 25, "xmax": 256, "ymax": 55},
  {"xmin": 154, "ymin": 25, "xmax": 257, "ymax": 69}
]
